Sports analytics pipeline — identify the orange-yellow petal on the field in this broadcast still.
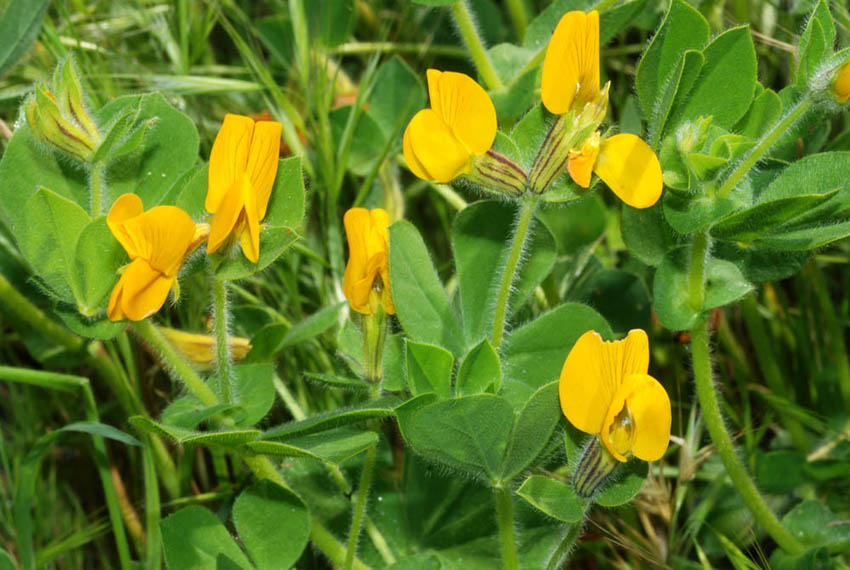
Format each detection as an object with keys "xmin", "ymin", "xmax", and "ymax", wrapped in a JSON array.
[
  {"xmin": 239, "ymin": 178, "xmax": 261, "ymax": 263},
  {"xmin": 834, "ymin": 62, "xmax": 850, "ymax": 103},
  {"xmin": 403, "ymin": 119, "xmax": 433, "ymax": 180},
  {"xmin": 404, "ymin": 108, "xmax": 471, "ymax": 183},
  {"xmin": 559, "ymin": 329, "xmax": 650, "ymax": 436},
  {"xmin": 108, "ymin": 258, "xmax": 175, "ymax": 321},
  {"xmin": 246, "ymin": 120, "xmax": 282, "ymax": 221},
  {"xmin": 207, "ymin": 114, "xmax": 254, "ymax": 214},
  {"xmin": 594, "ymin": 133, "xmax": 663, "ymax": 209},
  {"xmin": 626, "ymin": 374, "xmax": 672, "ymax": 461},
  {"xmin": 121, "ymin": 205, "xmax": 196, "ymax": 276},
  {"xmin": 343, "ymin": 207, "xmax": 392, "ymax": 315},
  {"xmin": 207, "ymin": 175, "xmax": 248, "ymax": 255},
  {"xmin": 426, "ymin": 69, "xmax": 497, "ymax": 156},
  {"xmin": 567, "ymin": 133, "xmax": 601, "ymax": 188},
  {"xmin": 343, "ymin": 207, "xmax": 371, "ymax": 306},
  {"xmin": 107, "ymin": 193, "xmax": 145, "ymax": 258},
  {"xmin": 541, "ymin": 11, "xmax": 600, "ymax": 115}
]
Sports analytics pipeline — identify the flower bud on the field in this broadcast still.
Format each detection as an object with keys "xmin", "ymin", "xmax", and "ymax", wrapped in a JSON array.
[
  {"xmin": 832, "ymin": 60, "xmax": 850, "ymax": 103},
  {"xmin": 26, "ymin": 58, "xmax": 102, "ymax": 162},
  {"xmin": 467, "ymin": 150, "xmax": 527, "ymax": 197},
  {"xmin": 159, "ymin": 327, "xmax": 252, "ymax": 370}
]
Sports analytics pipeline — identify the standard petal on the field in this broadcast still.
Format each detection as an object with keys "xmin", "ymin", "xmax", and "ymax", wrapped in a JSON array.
[
  {"xmin": 207, "ymin": 114, "xmax": 254, "ymax": 214},
  {"xmin": 430, "ymin": 70, "xmax": 496, "ymax": 155},
  {"xmin": 624, "ymin": 373, "xmax": 671, "ymax": 461},
  {"xmin": 559, "ymin": 329, "xmax": 650, "ymax": 435},
  {"xmin": 115, "ymin": 258, "xmax": 175, "ymax": 321},
  {"xmin": 343, "ymin": 208, "xmax": 372, "ymax": 307},
  {"xmin": 403, "ymin": 111, "xmax": 436, "ymax": 180},
  {"xmin": 594, "ymin": 133, "xmax": 663, "ymax": 209},
  {"xmin": 246, "ymin": 120, "xmax": 282, "ymax": 221},
  {"xmin": 406, "ymin": 109, "xmax": 471, "ymax": 183},
  {"xmin": 541, "ymin": 10, "xmax": 600, "ymax": 115},
  {"xmin": 365, "ymin": 208, "xmax": 390, "ymax": 261},
  {"xmin": 207, "ymin": 177, "xmax": 247, "ymax": 255},
  {"xmin": 130, "ymin": 206, "xmax": 196, "ymax": 276},
  {"xmin": 107, "ymin": 193, "xmax": 145, "ymax": 258}
]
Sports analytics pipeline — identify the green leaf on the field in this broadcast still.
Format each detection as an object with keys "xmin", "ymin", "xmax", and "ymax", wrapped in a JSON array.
[
  {"xmin": 252, "ymin": 428, "xmax": 377, "ymax": 465},
  {"xmin": 756, "ymin": 450, "xmax": 805, "ymax": 494},
  {"xmin": 232, "ymin": 480, "xmax": 310, "ymax": 570},
  {"xmin": 262, "ymin": 396, "xmax": 399, "ymax": 440},
  {"xmin": 389, "ymin": 220, "xmax": 464, "ymax": 355},
  {"xmin": 770, "ymin": 547, "xmax": 830, "ymax": 570},
  {"xmin": 649, "ymin": 49, "xmax": 705, "ymax": 144},
  {"xmin": 523, "ymin": 0, "xmax": 646, "ymax": 51},
  {"xmin": 502, "ymin": 303, "xmax": 611, "ymax": 408},
  {"xmin": 0, "ymin": 548, "xmax": 15, "ymax": 570},
  {"xmin": 160, "ymin": 506, "xmax": 253, "ymax": 570},
  {"xmin": 782, "ymin": 500, "xmax": 850, "ymax": 553},
  {"xmin": 209, "ymin": 363, "xmax": 275, "ymax": 428},
  {"xmin": 511, "ymin": 102, "xmax": 549, "ymax": 171},
  {"xmin": 400, "ymin": 394, "xmax": 514, "ymax": 481},
  {"xmin": 796, "ymin": 0, "xmax": 834, "ymax": 89},
  {"xmin": 735, "ymin": 88, "xmax": 782, "ymax": 139},
  {"xmin": 663, "ymin": 180, "xmax": 753, "ymax": 234},
  {"xmin": 73, "ymin": 217, "xmax": 124, "ymax": 313},
  {"xmin": 452, "ymin": 200, "xmax": 556, "ymax": 345},
  {"xmin": 279, "ymin": 301, "xmax": 345, "ymax": 349},
  {"xmin": 570, "ymin": 269, "xmax": 652, "ymax": 334},
  {"xmin": 635, "ymin": 0, "xmax": 709, "ymax": 121},
  {"xmin": 130, "ymin": 416, "xmax": 260, "ymax": 448},
  {"xmin": 92, "ymin": 101, "xmax": 142, "ymax": 163},
  {"xmin": 0, "ymin": 0, "xmax": 50, "ymax": 76},
  {"xmin": 713, "ymin": 241, "xmax": 810, "ymax": 283},
  {"xmin": 456, "ymin": 338, "xmax": 501, "ymax": 395},
  {"xmin": 653, "ymin": 246, "xmax": 754, "ymax": 330},
  {"xmin": 405, "ymin": 340, "xmax": 454, "ymax": 399},
  {"xmin": 161, "ymin": 398, "xmax": 237, "ymax": 430},
  {"xmin": 303, "ymin": 372, "xmax": 369, "ymax": 392},
  {"xmin": 97, "ymin": 93, "xmax": 199, "ymax": 208},
  {"xmin": 517, "ymin": 475, "xmax": 584, "ymax": 523},
  {"xmin": 17, "ymin": 187, "xmax": 91, "ymax": 304},
  {"xmin": 367, "ymin": 56, "xmax": 425, "ymax": 140},
  {"xmin": 538, "ymin": 195, "xmax": 606, "ymax": 255},
  {"xmin": 622, "ymin": 202, "xmax": 683, "ymax": 266},
  {"xmin": 411, "ymin": 0, "xmax": 456, "ymax": 5},
  {"xmin": 54, "ymin": 305, "xmax": 125, "ymax": 340},
  {"xmin": 331, "ymin": 105, "xmax": 386, "ymax": 176},
  {"xmin": 215, "ymin": 227, "xmax": 299, "ymax": 281},
  {"xmin": 487, "ymin": 44, "xmax": 537, "ymax": 120},
  {"xmin": 668, "ymin": 27, "xmax": 758, "ymax": 130},
  {"xmin": 756, "ymin": 221, "xmax": 850, "ymax": 250},
  {"xmin": 500, "ymin": 381, "xmax": 560, "ymax": 481}
]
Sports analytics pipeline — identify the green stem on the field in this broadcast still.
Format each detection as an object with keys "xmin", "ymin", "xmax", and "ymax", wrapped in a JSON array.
[
  {"xmin": 91, "ymin": 161, "xmax": 105, "ymax": 217},
  {"xmin": 545, "ymin": 518, "xmax": 585, "ymax": 570},
  {"xmin": 504, "ymin": 0, "xmax": 528, "ymax": 42},
  {"xmin": 688, "ymin": 229, "xmax": 709, "ymax": 313},
  {"xmin": 212, "ymin": 278, "xmax": 233, "ymax": 404},
  {"xmin": 131, "ymin": 320, "xmax": 218, "ymax": 406},
  {"xmin": 494, "ymin": 485, "xmax": 520, "ymax": 570},
  {"xmin": 345, "ymin": 444, "xmax": 377, "ymax": 570},
  {"xmin": 716, "ymin": 96, "xmax": 814, "ymax": 199},
  {"xmin": 450, "ymin": 1, "xmax": 504, "ymax": 90},
  {"xmin": 690, "ymin": 324, "xmax": 805, "ymax": 554},
  {"xmin": 492, "ymin": 195, "xmax": 538, "ymax": 352},
  {"xmin": 331, "ymin": 42, "xmax": 466, "ymax": 58},
  {"xmin": 809, "ymin": 262, "xmax": 850, "ymax": 413}
]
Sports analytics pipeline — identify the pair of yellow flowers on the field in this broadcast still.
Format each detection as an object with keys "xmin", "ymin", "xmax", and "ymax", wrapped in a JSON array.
[
  {"xmin": 403, "ymin": 10, "xmax": 663, "ymax": 209},
  {"xmin": 107, "ymin": 115, "xmax": 282, "ymax": 321}
]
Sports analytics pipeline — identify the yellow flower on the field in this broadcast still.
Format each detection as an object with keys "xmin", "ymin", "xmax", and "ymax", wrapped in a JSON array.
[
  {"xmin": 107, "ymin": 194, "xmax": 201, "ymax": 321},
  {"xmin": 538, "ymin": 10, "xmax": 663, "ymax": 209},
  {"xmin": 403, "ymin": 69, "xmax": 497, "ymax": 183},
  {"xmin": 559, "ymin": 330, "xmax": 671, "ymax": 462},
  {"xmin": 833, "ymin": 61, "xmax": 850, "ymax": 103},
  {"xmin": 159, "ymin": 327, "xmax": 252, "ymax": 369},
  {"xmin": 206, "ymin": 114, "xmax": 283, "ymax": 263},
  {"xmin": 343, "ymin": 207, "xmax": 395, "ymax": 315}
]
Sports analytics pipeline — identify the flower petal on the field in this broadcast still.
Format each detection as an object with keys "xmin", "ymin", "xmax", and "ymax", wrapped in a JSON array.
[
  {"xmin": 343, "ymin": 208, "xmax": 372, "ymax": 309},
  {"xmin": 239, "ymin": 178, "xmax": 261, "ymax": 263},
  {"xmin": 207, "ymin": 114, "xmax": 254, "ymax": 214},
  {"xmin": 541, "ymin": 11, "xmax": 600, "ymax": 115},
  {"xmin": 567, "ymin": 133, "xmax": 601, "ymax": 188},
  {"xmin": 246, "ymin": 120, "xmax": 282, "ymax": 221},
  {"xmin": 111, "ymin": 258, "xmax": 175, "ymax": 321},
  {"xmin": 405, "ymin": 108, "xmax": 471, "ymax": 183},
  {"xmin": 207, "ymin": 176, "xmax": 248, "ymax": 255},
  {"xmin": 127, "ymin": 206, "xmax": 196, "ymax": 276},
  {"xmin": 403, "ymin": 117, "xmax": 433, "ymax": 180},
  {"xmin": 626, "ymin": 374, "xmax": 672, "ymax": 461},
  {"xmin": 559, "ymin": 329, "xmax": 649, "ymax": 435},
  {"xmin": 427, "ymin": 69, "xmax": 496, "ymax": 155},
  {"xmin": 594, "ymin": 133, "xmax": 663, "ymax": 209},
  {"xmin": 107, "ymin": 193, "xmax": 145, "ymax": 258}
]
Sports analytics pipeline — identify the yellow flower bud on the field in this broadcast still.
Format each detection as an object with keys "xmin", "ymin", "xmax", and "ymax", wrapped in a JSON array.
[
  {"xmin": 342, "ymin": 207, "xmax": 394, "ymax": 316},
  {"xmin": 159, "ymin": 327, "xmax": 252, "ymax": 369},
  {"xmin": 833, "ymin": 61, "xmax": 850, "ymax": 103}
]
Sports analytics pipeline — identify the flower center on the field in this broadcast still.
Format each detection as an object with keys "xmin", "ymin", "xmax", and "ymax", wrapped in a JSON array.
[{"xmin": 607, "ymin": 403, "xmax": 636, "ymax": 457}]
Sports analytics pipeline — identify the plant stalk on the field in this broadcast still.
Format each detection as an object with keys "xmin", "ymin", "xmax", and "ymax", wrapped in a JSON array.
[
  {"xmin": 504, "ymin": 0, "xmax": 528, "ymax": 43},
  {"xmin": 91, "ymin": 161, "xmax": 105, "ymax": 217},
  {"xmin": 450, "ymin": 1, "xmax": 504, "ymax": 90},
  {"xmin": 491, "ymin": 195, "xmax": 538, "ymax": 352},
  {"xmin": 212, "ymin": 278, "xmax": 233, "ymax": 403},
  {"xmin": 344, "ymin": 443, "xmax": 377, "ymax": 570},
  {"xmin": 494, "ymin": 485, "xmax": 520, "ymax": 570}
]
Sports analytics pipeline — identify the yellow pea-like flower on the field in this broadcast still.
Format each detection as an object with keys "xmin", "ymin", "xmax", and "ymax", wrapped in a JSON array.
[
  {"xmin": 833, "ymin": 61, "xmax": 850, "ymax": 103},
  {"xmin": 206, "ymin": 114, "xmax": 283, "ymax": 263},
  {"xmin": 403, "ymin": 69, "xmax": 498, "ymax": 183},
  {"xmin": 107, "ymin": 194, "xmax": 201, "ymax": 322},
  {"xmin": 559, "ymin": 329, "xmax": 671, "ymax": 463},
  {"xmin": 343, "ymin": 207, "xmax": 395, "ymax": 315},
  {"xmin": 159, "ymin": 327, "xmax": 252, "ymax": 370},
  {"xmin": 536, "ymin": 10, "xmax": 663, "ymax": 209}
]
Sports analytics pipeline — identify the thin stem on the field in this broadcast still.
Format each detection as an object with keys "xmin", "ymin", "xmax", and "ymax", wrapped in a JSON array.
[
  {"xmin": 344, "ymin": 443, "xmax": 377, "ymax": 570},
  {"xmin": 90, "ymin": 161, "xmax": 105, "ymax": 217},
  {"xmin": 131, "ymin": 320, "xmax": 218, "ymax": 406},
  {"xmin": 491, "ymin": 195, "xmax": 538, "ymax": 352},
  {"xmin": 716, "ymin": 96, "xmax": 814, "ymax": 199},
  {"xmin": 504, "ymin": 0, "xmax": 528, "ymax": 42},
  {"xmin": 212, "ymin": 278, "xmax": 233, "ymax": 404},
  {"xmin": 331, "ymin": 42, "xmax": 466, "ymax": 58},
  {"xmin": 690, "ymin": 324, "xmax": 805, "ymax": 554},
  {"xmin": 450, "ymin": 1, "xmax": 504, "ymax": 90},
  {"xmin": 494, "ymin": 485, "xmax": 520, "ymax": 570}
]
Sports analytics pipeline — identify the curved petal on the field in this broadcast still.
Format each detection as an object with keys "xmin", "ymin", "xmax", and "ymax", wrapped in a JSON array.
[
  {"xmin": 406, "ymin": 108, "xmax": 471, "ymax": 183},
  {"xmin": 594, "ymin": 133, "xmax": 663, "ymax": 209},
  {"xmin": 567, "ymin": 133, "xmax": 601, "ymax": 188},
  {"xmin": 107, "ymin": 275, "xmax": 127, "ymax": 321},
  {"xmin": 559, "ymin": 329, "xmax": 650, "ymax": 435},
  {"xmin": 365, "ymin": 208, "xmax": 390, "ymax": 261},
  {"xmin": 627, "ymin": 374, "xmax": 672, "ymax": 461},
  {"xmin": 380, "ymin": 264, "xmax": 395, "ymax": 315},
  {"xmin": 343, "ymin": 208, "xmax": 372, "ymax": 308},
  {"xmin": 239, "ymin": 177, "xmax": 261, "ymax": 263},
  {"xmin": 541, "ymin": 11, "xmax": 600, "ymax": 115},
  {"xmin": 403, "ymin": 117, "xmax": 433, "ymax": 180},
  {"xmin": 427, "ymin": 69, "xmax": 496, "ymax": 155},
  {"xmin": 112, "ymin": 258, "xmax": 175, "ymax": 321},
  {"xmin": 207, "ymin": 114, "xmax": 254, "ymax": 214},
  {"xmin": 207, "ymin": 177, "xmax": 248, "ymax": 255},
  {"xmin": 246, "ymin": 120, "xmax": 282, "ymax": 221},
  {"xmin": 128, "ymin": 206, "xmax": 196, "ymax": 276},
  {"xmin": 107, "ymin": 193, "xmax": 145, "ymax": 258}
]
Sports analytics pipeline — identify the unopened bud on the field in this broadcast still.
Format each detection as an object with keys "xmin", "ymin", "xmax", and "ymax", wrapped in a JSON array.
[
  {"xmin": 832, "ymin": 60, "xmax": 850, "ymax": 103},
  {"xmin": 159, "ymin": 327, "xmax": 252, "ymax": 370},
  {"xmin": 467, "ymin": 150, "xmax": 527, "ymax": 197}
]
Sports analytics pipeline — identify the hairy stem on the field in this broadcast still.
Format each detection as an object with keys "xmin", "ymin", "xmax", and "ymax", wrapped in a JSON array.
[
  {"xmin": 494, "ymin": 485, "xmax": 520, "ymax": 570},
  {"xmin": 450, "ymin": 0, "xmax": 504, "ymax": 90},
  {"xmin": 91, "ymin": 161, "xmax": 105, "ymax": 217},
  {"xmin": 212, "ymin": 278, "xmax": 233, "ymax": 404},
  {"xmin": 345, "ymin": 444, "xmax": 377, "ymax": 570},
  {"xmin": 492, "ymin": 195, "xmax": 538, "ymax": 352}
]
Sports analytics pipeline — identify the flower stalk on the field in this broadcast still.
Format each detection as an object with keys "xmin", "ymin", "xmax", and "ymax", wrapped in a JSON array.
[
  {"xmin": 449, "ymin": 1, "xmax": 504, "ymax": 91},
  {"xmin": 494, "ymin": 484, "xmax": 520, "ymax": 570},
  {"xmin": 344, "ymin": 443, "xmax": 377, "ymax": 570},
  {"xmin": 213, "ymin": 278, "xmax": 234, "ymax": 403}
]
